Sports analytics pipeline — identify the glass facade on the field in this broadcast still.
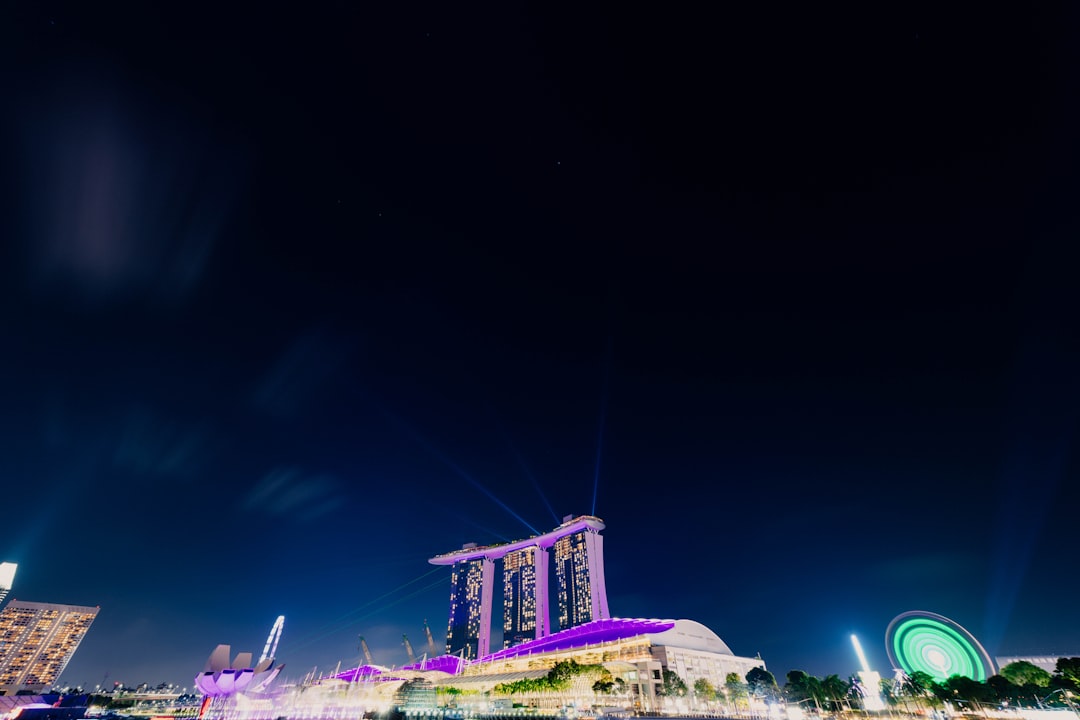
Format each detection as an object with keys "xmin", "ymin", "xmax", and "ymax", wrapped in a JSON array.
[
  {"xmin": 502, "ymin": 547, "xmax": 537, "ymax": 648},
  {"xmin": 554, "ymin": 530, "xmax": 594, "ymax": 630},
  {"xmin": 433, "ymin": 516, "xmax": 607, "ymax": 658},
  {"xmin": 445, "ymin": 559, "xmax": 485, "ymax": 660},
  {"xmin": 0, "ymin": 600, "xmax": 99, "ymax": 692}
]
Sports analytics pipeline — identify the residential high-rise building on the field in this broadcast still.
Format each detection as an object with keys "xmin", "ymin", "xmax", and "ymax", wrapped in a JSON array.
[
  {"xmin": 0, "ymin": 600, "xmax": 99, "ymax": 694},
  {"xmin": 0, "ymin": 564, "xmax": 15, "ymax": 609},
  {"xmin": 445, "ymin": 556, "xmax": 492, "ymax": 660},
  {"xmin": 553, "ymin": 525, "xmax": 609, "ymax": 630}
]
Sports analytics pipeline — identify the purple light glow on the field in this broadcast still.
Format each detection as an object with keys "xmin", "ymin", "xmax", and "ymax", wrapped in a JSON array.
[
  {"xmin": 429, "ymin": 516, "xmax": 606, "ymax": 564},
  {"xmin": 328, "ymin": 619, "xmax": 675, "ymax": 681},
  {"xmin": 478, "ymin": 617, "xmax": 675, "ymax": 664},
  {"xmin": 194, "ymin": 644, "xmax": 283, "ymax": 697},
  {"xmin": 330, "ymin": 665, "xmax": 402, "ymax": 682},
  {"xmin": 401, "ymin": 655, "xmax": 467, "ymax": 674}
]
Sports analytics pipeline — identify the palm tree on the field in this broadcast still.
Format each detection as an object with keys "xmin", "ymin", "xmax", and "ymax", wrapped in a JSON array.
[{"xmin": 820, "ymin": 675, "xmax": 850, "ymax": 712}]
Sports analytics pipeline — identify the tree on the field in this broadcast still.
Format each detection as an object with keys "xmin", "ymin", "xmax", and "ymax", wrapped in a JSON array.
[
  {"xmin": 726, "ymin": 672, "xmax": 749, "ymax": 709},
  {"xmin": 593, "ymin": 669, "xmax": 616, "ymax": 694},
  {"xmin": 880, "ymin": 676, "xmax": 899, "ymax": 707},
  {"xmin": 820, "ymin": 675, "xmax": 850, "ymax": 711},
  {"xmin": 694, "ymin": 678, "xmax": 717, "ymax": 702},
  {"xmin": 493, "ymin": 660, "xmax": 606, "ymax": 695},
  {"xmin": 906, "ymin": 671, "xmax": 936, "ymax": 697},
  {"xmin": 747, "ymin": 667, "xmax": 779, "ymax": 701},
  {"xmin": 1055, "ymin": 658, "xmax": 1080, "ymax": 692},
  {"xmin": 895, "ymin": 672, "xmax": 939, "ymax": 711},
  {"xmin": 548, "ymin": 660, "xmax": 579, "ymax": 687},
  {"xmin": 987, "ymin": 675, "xmax": 1018, "ymax": 703},
  {"xmin": 785, "ymin": 670, "xmax": 824, "ymax": 709},
  {"xmin": 941, "ymin": 675, "xmax": 994, "ymax": 705},
  {"xmin": 660, "ymin": 669, "xmax": 688, "ymax": 697},
  {"xmin": 1002, "ymin": 661, "xmax": 1052, "ymax": 688},
  {"xmin": 785, "ymin": 670, "xmax": 812, "ymax": 702}
]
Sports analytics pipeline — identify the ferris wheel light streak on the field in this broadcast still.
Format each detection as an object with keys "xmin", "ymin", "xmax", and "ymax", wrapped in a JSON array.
[{"xmin": 885, "ymin": 611, "xmax": 995, "ymax": 682}]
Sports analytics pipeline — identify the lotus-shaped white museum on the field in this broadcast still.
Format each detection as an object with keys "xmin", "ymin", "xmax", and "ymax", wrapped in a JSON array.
[{"xmin": 195, "ymin": 643, "xmax": 283, "ymax": 697}]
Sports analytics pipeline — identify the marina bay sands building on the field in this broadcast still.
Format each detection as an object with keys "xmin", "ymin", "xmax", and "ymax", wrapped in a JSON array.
[
  {"xmin": 502, "ymin": 547, "xmax": 541, "ymax": 648},
  {"xmin": 444, "ymin": 557, "xmax": 493, "ymax": 661},
  {"xmin": 554, "ymin": 527, "xmax": 608, "ymax": 630},
  {"xmin": 431, "ymin": 515, "xmax": 608, "ymax": 660}
]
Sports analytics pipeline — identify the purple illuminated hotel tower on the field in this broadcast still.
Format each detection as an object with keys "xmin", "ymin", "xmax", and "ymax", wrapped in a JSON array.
[
  {"xmin": 444, "ymin": 557, "xmax": 494, "ymax": 660},
  {"xmin": 554, "ymin": 525, "xmax": 608, "ymax": 629},
  {"xmin": 431, "ymin": 515, "xmax": 609, "ymax": 659}
]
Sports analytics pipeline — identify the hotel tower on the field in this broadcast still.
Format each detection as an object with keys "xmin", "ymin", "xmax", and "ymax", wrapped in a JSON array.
[
  {"xmin": 502, "ymin": 546, "xmax": 543, "ymax": 648},
  {"xmin": 432, "ymin": 515, "xmax": 608, "ymax": 659},
  {"xmin": 444, "ymin": 556, "xmax": 493, "ymax": 661},
  {"xmin": 0, "ymin": 600, "xmax": 99, "ymax": 694},
  {"xmin": 554, "ymin": 525, "xmax": 608, "ymax": 629}
]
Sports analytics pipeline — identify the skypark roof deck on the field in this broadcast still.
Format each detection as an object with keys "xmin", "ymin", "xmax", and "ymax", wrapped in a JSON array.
[{"xmin": 428, "ymin": 515, "xmax": 605, "ymax": 564}]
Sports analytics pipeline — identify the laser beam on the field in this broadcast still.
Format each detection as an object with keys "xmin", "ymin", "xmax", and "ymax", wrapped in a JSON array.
[
  {"xmin": 390, "ymin": 414, "xmax": 540, "ymax": 536},
  {"xmin": 592, "ymin": 336, "xmax": 614, "ymax": 516}
]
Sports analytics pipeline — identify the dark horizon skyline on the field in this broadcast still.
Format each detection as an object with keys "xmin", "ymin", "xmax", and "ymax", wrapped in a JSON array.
[
  {"xmin": 3, "ymin": 0, "xmax": 1079, "ymax": 693},
  {"xmin": 3, "ymin": 493, "xmax": 1075, "ymax": 690}
]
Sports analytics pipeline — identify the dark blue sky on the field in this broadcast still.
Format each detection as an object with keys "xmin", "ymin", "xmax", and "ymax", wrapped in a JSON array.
[{"xmin": 1, "ymin": 0, "xmax": 1079, "ymax": 691}]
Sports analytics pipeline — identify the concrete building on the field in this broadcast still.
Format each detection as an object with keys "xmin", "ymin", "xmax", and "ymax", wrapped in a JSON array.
[
  {"xmin": 445, "ymin": 555, "xmax": 492, "ymax": 660},
  {"xmin": 0, "ymin": 565, "xmax": 15, "ymax": 609},
  {"xmin": 333, "ymin": 617, "xmax": 763, "ymax": 715},
  {"xmin": 0, "ymin": 600, "xmax": 99, "ymax": 694},
  {"xmin": 996, "ymin": 655, "xmax": 1080, "ymax": 674},
  {"xmin": 553, "ymin": 525, "xmax": 608, "ymax": 631},
  {"xmin": 648, "ymin": 620, "xmax": 765, "ymax": 694},
  {"xmin": 432, "ymin": 515, "xmax": 610, "ymax": 656},
  {"xmin": 502, "ymin": 547, "xmax": 540, "ymax": 648}
]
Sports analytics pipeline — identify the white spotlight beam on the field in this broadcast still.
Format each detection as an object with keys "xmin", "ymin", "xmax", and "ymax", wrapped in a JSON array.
[{"xmin": 851, "ymin": 634, "xmax": 872, "ymax": 674}]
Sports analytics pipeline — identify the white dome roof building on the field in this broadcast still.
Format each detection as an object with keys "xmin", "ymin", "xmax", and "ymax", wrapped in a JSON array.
[
  {"xmin": 412, "ymin": 618, "xmax": 764, "ymax": 714},
  {"xmin": 647, "ymin": 619, "xmax": 764, "ymax": 691}
]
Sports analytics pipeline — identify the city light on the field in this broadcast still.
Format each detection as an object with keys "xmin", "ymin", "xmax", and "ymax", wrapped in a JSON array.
[
  {"xmin": 885, "ymin": 611, "xmax": 996, "ymax": 682},
  {"xmin": 850, "ymin": 634, "xmax": 885, "ymax": 712},
  {"xmin": 850, "ymin": 634, "xmax": 871, "ymax": 673}
]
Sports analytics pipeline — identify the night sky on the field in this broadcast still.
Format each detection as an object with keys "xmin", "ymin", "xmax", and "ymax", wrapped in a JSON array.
[{"xmin": 2, "ymin": 1, "xmax": 1079, "ymax": 691}]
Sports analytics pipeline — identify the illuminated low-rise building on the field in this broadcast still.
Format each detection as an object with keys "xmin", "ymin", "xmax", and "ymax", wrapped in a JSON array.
[
  {"xmin": 647, "ymin": 620, "xmax": 765, "ymax": 693},
  {"xmin": 332, "ymin": 617, "xmax": 764, "ymax": 715},
  {"xmin": 996, "ymin": 655, "xmax": 1080, "ymax": 674}
]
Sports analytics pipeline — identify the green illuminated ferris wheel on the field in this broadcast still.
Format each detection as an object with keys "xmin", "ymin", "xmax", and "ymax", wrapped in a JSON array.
[{"xmin": 885, "ymin": 611, "xmax": 996, "ymax": 682}]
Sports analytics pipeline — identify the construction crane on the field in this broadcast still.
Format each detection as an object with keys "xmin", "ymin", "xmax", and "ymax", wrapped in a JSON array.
[
  {"xmin": 423, "ymin": 619, "xmax": 437, "ymax": 657},
  {"xmin": 358, "ymin": 635, "xmax": 374, "ymax": 665},
  {"xmin": 402, "ymin": 634, "xmax": 417, "ymax": 665},
  {"xmin": 259, "ymin": 616, "xmax": 285, "ymax": 664}
]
